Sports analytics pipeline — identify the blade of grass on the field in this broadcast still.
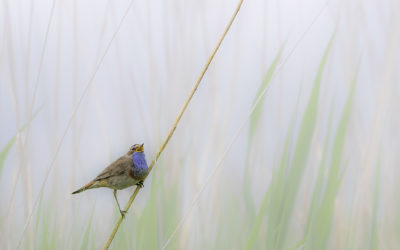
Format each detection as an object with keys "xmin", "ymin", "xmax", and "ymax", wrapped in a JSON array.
[
  {"xmin": 0, "ymin": 107, "xmax": 42, "ymax": 245},
  {"xmin": 266, "ymin": 32, "xmax": 335, "ymax": 250},
  {"xmin": 243, "ymin": 43, "xmax": 285, "ymax": 223},
  {"xmin": 249, "ymin": 43, "xmax": 286, "ymax": 137},
  {"xmin": 136, "ymin": 171, "xmax": 159, "ymax": 250},
  {"xmin": 0, "ymin": 107, "xmax": 42, "ymax": 177},
  {"xmin": 36, "ymin": 201, "xmax": 58, "ymax": 250},
  {"xmin": 80, "ymin": 209, "xmax": 95, "ymax": 250},
  {"xmin": 34, "ymin": 189, "xmax": 45, "ymax": 235},
  {"xmin": 302, "ymin": 104, "xmax": 334, "ymax": 241},
  {"xmin": 304, "ymin": 65, "xmax": 358, "ymax": 250},
  {"xmin": 0, "ymin": 137, "xmax": 16, "ymax": 177},
  {"xmin": 245, "ymin": 86, "xmax": 303, "ymax": 250},
  {"xmin": 369, "ymin": 153, "xmax": 381, "ymax": 250},
  {"xmin": 245, "ymin": 109, "xmax": 294, "ymax": 250},
  {"xmin": 36, "ymin": 206, "xmax": 50, "ymax": 250},
  {"xmin": 159, "ymin": 166, "xmax": 180, "ymax": 249}
]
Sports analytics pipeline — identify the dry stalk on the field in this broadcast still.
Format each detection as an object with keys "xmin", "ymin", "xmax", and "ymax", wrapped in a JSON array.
[{"xmin": 103, "ymin": 0, "xmax": 244, "ymax": 249}]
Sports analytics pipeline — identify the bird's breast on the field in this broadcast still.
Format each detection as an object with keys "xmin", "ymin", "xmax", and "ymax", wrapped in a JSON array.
[{"xmin": 131, "ymin": 153, "xmax": 148, "ymax": 180}]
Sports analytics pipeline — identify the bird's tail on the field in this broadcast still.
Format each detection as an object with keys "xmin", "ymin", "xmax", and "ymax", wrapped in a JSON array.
[{"xmin": 72, "ymin": 180, "xmax": 96, "ymax": 194}]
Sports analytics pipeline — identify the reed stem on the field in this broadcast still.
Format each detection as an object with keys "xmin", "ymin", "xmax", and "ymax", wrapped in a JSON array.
[{"xmin": 103, "ymin": 0, "xmax": 244, "ymax": 249}]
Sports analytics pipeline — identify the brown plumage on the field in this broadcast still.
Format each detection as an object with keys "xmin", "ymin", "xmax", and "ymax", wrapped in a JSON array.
[
  {"xmin": 72, "ymin": 152, "xmax": 137, "ymax": 194},
  {"xmin": 72, "ymin": 144, "xmax": 146, "ymax": 217}
]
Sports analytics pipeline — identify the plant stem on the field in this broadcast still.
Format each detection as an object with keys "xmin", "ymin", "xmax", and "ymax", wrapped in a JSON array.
[{"xmin": 103, "ymin": 0, "xmax": 244, "ymax": 249}]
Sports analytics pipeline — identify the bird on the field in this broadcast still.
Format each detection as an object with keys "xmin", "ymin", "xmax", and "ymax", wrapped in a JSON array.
[{"xmin": 72, "ymin": 143, "xmax": 149, "ymax": 217}]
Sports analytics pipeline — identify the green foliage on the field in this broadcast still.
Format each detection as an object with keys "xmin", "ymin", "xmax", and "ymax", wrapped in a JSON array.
[
  {"xmin": 249, "ymin": 43, "xmax": 286, "ymax": 137},
  {"xmin": 3, "ymin": 21, "xmax": 393, "ymax": 250},
  {"xmin": 80, "ymin": 209, "xmax": 95, "ymax": 250},
  {"xmin": 304, "ymin": 62, "xmax": 358, "ymax": 250},
  {"xmin": 243, "ymin": 43, "xmax": 286, "ymax": 227},
  {"xmin": 159, "ymin": 167, "xmax": 180, "ymax": 250},
  {"xmin": 303, "ymin": 104, "xmax": 334, "ymax": 239},
  {"xmin": 245, "ymin": 111, "xmax": 294, "ymax": 250},
  {"xmin": 261, "ymin": 32, "xmax": 336, "ymax": 250},
  {"xmin": 0, "ymin": 137, "xmax": 16, "ymax": 177},
  {"xmin": 0, "ymin": 108, "xmax": 42, "ymax": 177},
  {"xmin": 369, "ymin": 155, "xmax": 381, "ymax": 250},
  {"xmin": 136, "ymin": 171, "xmax": 160, "ymax": 250}
]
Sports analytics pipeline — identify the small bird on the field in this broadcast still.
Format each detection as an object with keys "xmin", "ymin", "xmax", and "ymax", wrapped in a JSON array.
[{"xmin": 72, "ymin": 144, "xmax": 148, "ymax": 217}]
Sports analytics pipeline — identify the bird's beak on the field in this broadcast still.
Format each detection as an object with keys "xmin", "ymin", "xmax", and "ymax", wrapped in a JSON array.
[{"xmin": 138, "ymin": 144, "xmax": 144, "ymax": 152}]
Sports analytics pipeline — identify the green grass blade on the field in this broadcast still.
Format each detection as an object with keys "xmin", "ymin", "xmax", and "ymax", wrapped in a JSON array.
[
  {"xmin": 136, "ymin": 171, "xmax": 160, "ymax": 250},
  {"xmin": 266, "ymin": 32, "xmax": 335, "ymax": 250},
  {"xmin": 80, "ymin": 208, "xmax": 95, "ymax": 250},
  {"xmin": 34, "ymin": 188, "xmax": 45, "ymax": 248},
  {"xmin": 304, "ymin": 64, "xmax": 358, "ymax": 250},
  {"xmin": 0, "ymin": 107, "xmax": 42, "ymax": 177},
  {"xmin": 243, "ymin": 44, "xmax": 285, "ymax": 224},
  {"xmin": 369, "ymin": 153, "xmax": 381, "ymax": 250},
  {"xmin": 160, "ymin": 169, "xmax": 180, "ymax": 249},
  {"xmin": 245, "ymin": 87, "xmax": 302, "ymax": 249},
  {"xmin": 249, "ymin": 43, "xmax": 286, "ymax": 137},
  {"xmin": 303, "ymin": 104, "xmax": 335, "ymax": 241},
  {"xmin": 0, "ymin": 136, "xmax": 16, "ymax": 176},
  {"xmin": 245, "ymin": 113, "xmax": 294, "ymax": 250},
  {"xmin": 37, "ymin": 206, "xmax": 50, "ymax": 249}
]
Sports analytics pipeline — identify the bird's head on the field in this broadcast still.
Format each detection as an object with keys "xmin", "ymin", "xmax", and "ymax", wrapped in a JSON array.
[{"xmin": 128, "ymin": 143, "xmax": 144, "ymax": 154}]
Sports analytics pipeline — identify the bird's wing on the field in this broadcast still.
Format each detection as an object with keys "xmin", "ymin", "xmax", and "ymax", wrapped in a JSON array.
[{"xmin": 94, "ymin": 155, "xmax": 133, "ymax": 181}]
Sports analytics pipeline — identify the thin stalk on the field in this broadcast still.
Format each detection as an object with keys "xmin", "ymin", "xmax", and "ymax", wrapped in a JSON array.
[{"xmin": 102, "ymin": 0, "xmax": 244, "ymax": 249}]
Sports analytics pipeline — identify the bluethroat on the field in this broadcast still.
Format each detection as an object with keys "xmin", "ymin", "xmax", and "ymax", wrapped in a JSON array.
[{"xmin": 72, "ymin": 144, "xmax": 149, "ymax": 217}]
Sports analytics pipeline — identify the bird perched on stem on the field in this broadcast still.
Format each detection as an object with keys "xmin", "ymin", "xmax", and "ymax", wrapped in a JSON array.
[{"xmin": 72, "ymin": 144, "xmax": 148, "ymax": 217}]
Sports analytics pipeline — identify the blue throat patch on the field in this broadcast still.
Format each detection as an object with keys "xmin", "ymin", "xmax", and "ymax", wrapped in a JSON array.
[{"xmin": 132, "ymin": 152, "xmax": 148, "ymax": 179}]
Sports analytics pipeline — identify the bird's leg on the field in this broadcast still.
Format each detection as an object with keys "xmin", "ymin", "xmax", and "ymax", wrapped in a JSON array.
[
  {"xmin": 136, "ymin": 180, "xmax": 144, "ymax": 188},
  {"xmin": 113, "ymin": 189, "xmax": 126, "ymax": 218}
]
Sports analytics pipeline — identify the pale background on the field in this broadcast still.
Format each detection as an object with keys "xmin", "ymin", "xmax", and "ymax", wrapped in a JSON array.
[{"xmin": 0, "ymin": 0, "xmax": 399, "ymax": 249}]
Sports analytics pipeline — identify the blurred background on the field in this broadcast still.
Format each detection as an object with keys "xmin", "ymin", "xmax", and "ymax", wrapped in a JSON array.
[{"xmin": 1, "ymin": 0, "xmax": 399, "ymax": 249}]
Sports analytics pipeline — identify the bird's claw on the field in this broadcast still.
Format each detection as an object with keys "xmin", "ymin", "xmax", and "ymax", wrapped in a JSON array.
[
  {"xmin": 136, "ymin": 180, "xmax": 144, "ymax": 188},
  {"xmin": 120, "ymin": 210, "xmax": 127, "ymax": 218}
]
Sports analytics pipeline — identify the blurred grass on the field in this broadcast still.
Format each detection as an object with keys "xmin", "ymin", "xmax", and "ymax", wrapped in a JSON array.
[
  {"xmin": 303, "ymin": 62, "xmax": 357, "ymax": 250},
  {"xmin": 136, "ymin": 170, "xmax": 159, "ymax": 250},
  {"xmin": 245, "ymin": 108, "xmax": 296, "ymax": 250},
  {"xmin": 243, "ymin": 43, "xmax": 285, "ymax": 226},
  {"xmin": 108, "ymin": 160, "xmax": 181, "ymax": 250},
  {"xmin": 79, "ymin": 209, "xmax": 95, "ymax": 250},
  {"xmin": 7, "ymin": 33, "xmax": 382, "ymax": 250},
  {"xmin": 261, "ymin": 33, "xmax": 335, "ymax": 250},
  {"xmin": 1, "ymin": 1, "xmax": 398, "ymax": 249},
  {"xmin": 369, "ymin": 155, "xmax": 381, "ymax": 250},
  {"xmin": 0, "ymin": 108, "xmax": 41, "ymax": 177},
  {"xmin": 0, "ymin": 136, "xmax": 16, "ymax": 177}
]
